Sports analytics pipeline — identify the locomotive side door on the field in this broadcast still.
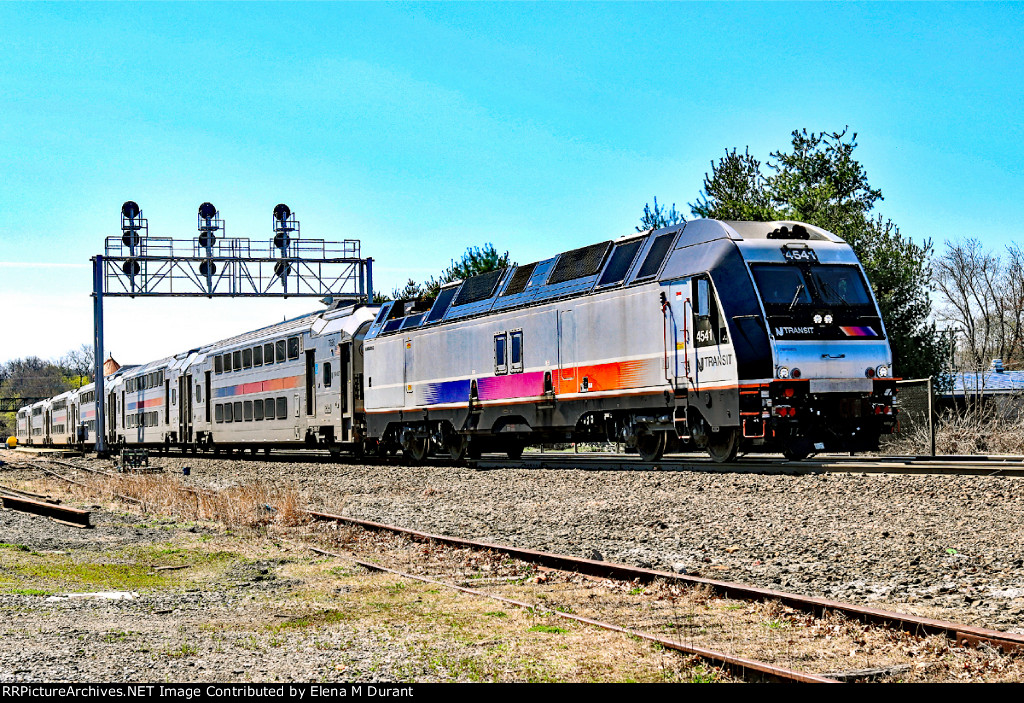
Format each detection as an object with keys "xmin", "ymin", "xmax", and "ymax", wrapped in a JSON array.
[
  {"xmin": 664, "ymin": 279, "xmax": 691, "ymax": 387},
  {"xmin": 557, "ymin": 310, "xmax": 576, "ymax": 394}
]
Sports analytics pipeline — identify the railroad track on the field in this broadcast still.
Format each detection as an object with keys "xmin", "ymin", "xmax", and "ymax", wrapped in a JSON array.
[
  {"xmin": 469, "ymin": 452, "xmax": 1024, "ymax": 477},
  {"xmin": 305, "ymin": 509, "xmax": 1024, "ymax": 655},
  {"xmin": 16, "ymin": 445, "xmax": 1024, "ymax": 477}
]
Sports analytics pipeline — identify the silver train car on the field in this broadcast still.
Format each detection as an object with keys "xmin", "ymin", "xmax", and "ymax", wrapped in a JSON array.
[
  {"xmin": 14, "ymin": 218, "xmax": 897, "ymax": 463},
  {"xmin": 364, "ymin": 219, "xmax": 897, "ymax": 462}
]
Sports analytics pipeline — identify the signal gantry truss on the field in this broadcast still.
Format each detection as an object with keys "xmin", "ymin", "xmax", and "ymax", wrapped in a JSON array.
[{"xmin": 101, "ymin": 202, "xmax": 372, "ymax": 299}]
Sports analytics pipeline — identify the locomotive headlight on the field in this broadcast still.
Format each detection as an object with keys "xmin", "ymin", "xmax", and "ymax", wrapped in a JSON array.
[
  {"xmin": 876, "ymin": 364, "xmax": 890, "ymax": 378},
  {"xmin": 824, "ymin": 314, "xmax": 833, "ymax": 324},
  {"xmin": 813, "ymin": 314, "xmax": 823, "ymax": 324},
  {"xmin": 777, "ymin": 366, "xmax": 790, "ymax": 379}
]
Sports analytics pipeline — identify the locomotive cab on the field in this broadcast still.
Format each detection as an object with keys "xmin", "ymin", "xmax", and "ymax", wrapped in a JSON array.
[{"xmin": 719, "ymin": 221, "xmax": 897, "ymax": 459}]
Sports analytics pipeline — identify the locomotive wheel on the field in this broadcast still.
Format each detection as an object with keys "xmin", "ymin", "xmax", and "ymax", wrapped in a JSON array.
[
  {"xmin": 636, "ymin": 432, "xmax": 666, "ymax": 462},
  {"xmin": 447, "ymin": 434, "xmax": 469, "ymax": 461},
  {"xmin": 706, "ymin": 428, "xmax": 740, "ymax": 463},
  {"xmin": 403, "ymin": 436, "xmax": 429, "ymax": 463},
  {"xmin": 506, "ymin": 442, "xmax": 524, "ymax": 460}
]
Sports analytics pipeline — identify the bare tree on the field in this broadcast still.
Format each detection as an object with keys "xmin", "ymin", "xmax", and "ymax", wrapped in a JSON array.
[
  {"xmin": 934, "ymin": 239, "xmax": 1024, "ymax": 371},
  {"xmin": 59, "ymin": 344, "xmax": 95, "ymax": 388}
]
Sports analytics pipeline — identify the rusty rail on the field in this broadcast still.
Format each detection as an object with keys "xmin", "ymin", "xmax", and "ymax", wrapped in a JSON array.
[
  {"xmin": 306, "ymin": 509, "xmax": 1024, "ymax": 654},
  {"xmin": 0, "ymin": 493, "xmax": 91, "ymax": 528},
  {"xmin": 308, "ymin": 545, "xmax": 836, "ymax": 683}
]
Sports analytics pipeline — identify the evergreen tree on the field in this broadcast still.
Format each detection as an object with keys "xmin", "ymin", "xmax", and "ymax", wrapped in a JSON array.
[{"xmin": 652, "ymin": 127, "xmax": 943, "ymax": 379}]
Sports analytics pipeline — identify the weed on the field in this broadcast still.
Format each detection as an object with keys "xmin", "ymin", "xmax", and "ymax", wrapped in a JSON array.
[
  {"xmin": 271, "ymin": 610, "xmax": 349, "ymax": 631},
  {"xmin": 527, "ymin": 625, "xmax": 567, "ymax": 634},
  {"xmin": 163, "ymin": 642, "xmax": 198, "ymax": 658},
  {"xmin": 485, "ymin": 611, "xmax": 507, "ymax": 618},
  {"xmin": 688, "ymin": 665, "xmax": 720, "ymax": 683},
  {"xmin": 5, "ymin": 588, "xmax": 51, "ymax": 596}
]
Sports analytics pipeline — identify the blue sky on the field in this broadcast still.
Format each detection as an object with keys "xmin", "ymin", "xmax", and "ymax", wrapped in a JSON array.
[{"xmin": 2, "ymin": 2, "xmax": 1022, "ymax": 364}]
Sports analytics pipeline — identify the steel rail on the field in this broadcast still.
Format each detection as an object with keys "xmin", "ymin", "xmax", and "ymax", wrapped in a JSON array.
[
  {"xmin": 469, "ymin": 454, "xmax": 1024, "ymax": 477},
  {"xmin": 307, "ymin": 545, "xmax": 836, "ymax": 683},
  {"xmin": 0, "ymin": 493, "xmax": 91, "ymax": 528},
  {"xmin": 18, "ymin": 445, "xmax": 1024, "ymax": 476},
  {"xmin": 306, "ymin": 509, "xmax": 1024, "ymax": 654}
]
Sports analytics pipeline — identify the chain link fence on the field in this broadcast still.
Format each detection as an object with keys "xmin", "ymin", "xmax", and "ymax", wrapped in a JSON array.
[{"xmin": 880, "ymin": 378, "xmax": 935, "ymax": 455}]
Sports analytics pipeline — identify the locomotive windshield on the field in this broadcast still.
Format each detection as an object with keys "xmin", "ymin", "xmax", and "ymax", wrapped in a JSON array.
[
  {"xmin": 750, "ymin": 263, "xmax": 882, "ymax": 339},
  {"xmin": 751, "ymin": 264, "xmax": 872, "ymax": 308}
]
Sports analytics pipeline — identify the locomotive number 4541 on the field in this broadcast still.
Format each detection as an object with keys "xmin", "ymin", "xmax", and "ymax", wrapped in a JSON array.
[{"xmin": 782, "ymin": 247, "xmax": 818, "ymax": 263}]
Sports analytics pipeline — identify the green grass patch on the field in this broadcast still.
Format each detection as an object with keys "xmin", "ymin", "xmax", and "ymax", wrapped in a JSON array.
[
  {"xmin": 527, "ymin": 625, "xmax": 567, "ymax": 634},
  {"xmin": 4, "ymin": 588, "xmax": 52, "ymax": 596},
  {"xmin": 163, "ymin": 642, "xmax": 199, "ymax": 658},
  {"xmin": 485, "ymin": 611, "xmax": 507, "ymax": 618},
  {"xmin": 271, "ymin": 609, "xmax": 350, "ymax": 632}
]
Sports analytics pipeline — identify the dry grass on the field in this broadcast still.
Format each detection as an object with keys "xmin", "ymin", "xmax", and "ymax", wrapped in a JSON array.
[
  {"xmin": 889, "ymin": 401, "xmax": 1024, "ymax": 456},
  {"xmin": 72, "ymin": 472, "xmax": 308, "ymax": 531}
]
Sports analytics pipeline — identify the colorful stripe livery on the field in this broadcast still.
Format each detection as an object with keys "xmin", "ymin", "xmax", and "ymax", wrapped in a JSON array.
[
  {"xmin": 840, "ymin": 326, "xmax": 876, "ymax": 337},
  {"xmin": 214, "ymin": 375, "xmax": 301, "ymax": 399},
  {"xmin": 421, "ymin": 379, "xmax": 472, "ymax": 405},
  {"xmin": 555, "ymin": 358, "xmax": 660, "ymax": 395},
  {"xmin": 478, "ymin": 372, "xmax": 546, "ymax": 400},
  {"xmin": 416, "ymin": 358, "xmax": 662, "ymax": 407},
  {"xmin": 127, "ymin": 397, "xmax": 163, "ymax": 411}
]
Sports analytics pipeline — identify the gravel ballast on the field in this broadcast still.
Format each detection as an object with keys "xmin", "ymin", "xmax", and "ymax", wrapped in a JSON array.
[{"xmin": 148, "ymin": 454, "xmax": 1024, "ymax": 633}]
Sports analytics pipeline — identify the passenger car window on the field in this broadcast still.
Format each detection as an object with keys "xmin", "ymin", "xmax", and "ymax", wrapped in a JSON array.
[
  {"xmin": 276, "ymin": 340, "xmax": 286, "ymax": 363},
  {"xmin": 287, "ymin": 337, "xmax": 300, "ymax": 360},
  {"xmin": 324, "ymin": 362, "xmax": 332, "ymax": 388},
  {"xmin": 510, "ymin": 331, "xmax": 523, "ymax": 373},
  {"xmin": 494, "ymin": 333, "xmax": 508, "ymax": 375}
]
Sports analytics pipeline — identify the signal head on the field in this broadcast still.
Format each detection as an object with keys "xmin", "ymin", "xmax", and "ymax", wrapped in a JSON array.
[
  {"xmin": 198, "ymin": 202, "xmax": 217, "ymax": 219},
  {"xmin": 121, "ymin": 201, "xmax": 140, "ymax": 220},
  {"xmin": 273, "ymin": 203, "xmax": 291, "ymax": 222}
]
